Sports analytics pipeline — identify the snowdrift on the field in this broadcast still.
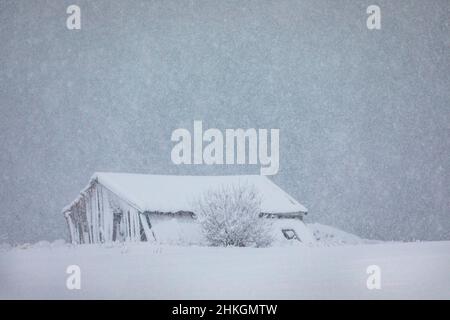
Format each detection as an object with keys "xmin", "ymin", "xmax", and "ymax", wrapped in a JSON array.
[
  {"xmin": 0, "ymin": 223, "xmax": 369, "ymax": 249},
  {"xmin": 308, "ymin": 223, "xmax": 379, "ymax": 245}
]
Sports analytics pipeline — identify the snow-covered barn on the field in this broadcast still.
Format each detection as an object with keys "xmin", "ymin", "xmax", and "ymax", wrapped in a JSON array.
[{"xmin": 62, "ymin": 172, "xmax": 313, "ymax": 245}]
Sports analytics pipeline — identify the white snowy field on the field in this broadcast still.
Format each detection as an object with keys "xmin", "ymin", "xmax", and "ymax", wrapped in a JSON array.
[{"xmin": 1, "ymin": 240, "xmax": 449, "ymax": 299}]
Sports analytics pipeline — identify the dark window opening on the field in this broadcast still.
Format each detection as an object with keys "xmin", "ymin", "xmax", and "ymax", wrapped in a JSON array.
[
  {"xmin": 112, "ymin": 211, "xmax": 122, "ymax": 242},
  {"xmin": 282, "ymin": 229, "xmax": 300, "ymax": 241}
]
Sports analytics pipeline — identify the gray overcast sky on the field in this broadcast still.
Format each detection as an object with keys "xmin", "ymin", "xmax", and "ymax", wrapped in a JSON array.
[{"xmin": 1, "ymin": 0, "xmax": 449, "ymax": 243}]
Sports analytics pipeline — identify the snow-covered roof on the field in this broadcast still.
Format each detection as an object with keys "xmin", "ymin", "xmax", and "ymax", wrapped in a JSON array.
[{"xmin": 65, "ymin": 172, "xmax": 307, "ymax": 215}]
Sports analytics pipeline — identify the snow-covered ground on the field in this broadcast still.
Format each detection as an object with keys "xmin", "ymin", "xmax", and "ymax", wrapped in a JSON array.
[{"xmin": 1, "ymin": 238, "xmax": 449, "ymax": 299}]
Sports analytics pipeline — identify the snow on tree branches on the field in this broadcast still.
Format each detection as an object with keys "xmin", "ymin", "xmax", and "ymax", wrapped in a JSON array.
[{"xmin": 194, "ymin": 184, "xmax": 273, "ymax": 247}]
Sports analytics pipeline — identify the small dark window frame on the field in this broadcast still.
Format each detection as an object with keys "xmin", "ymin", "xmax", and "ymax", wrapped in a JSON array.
[{"xmin": 282, "ymin": 228, "xmax": 300, "ymax": 241}]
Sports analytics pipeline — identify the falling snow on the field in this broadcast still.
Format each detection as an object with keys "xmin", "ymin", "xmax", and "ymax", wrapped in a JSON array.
[{"xmin": 0, "ymin": 1, "xmax": 449, "ymax": 243}]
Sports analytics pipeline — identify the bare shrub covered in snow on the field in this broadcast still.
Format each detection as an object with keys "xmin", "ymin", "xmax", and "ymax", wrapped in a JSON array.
[{"xmin": 194, "ymin": 184, "xmax": 273, "ymax": 247}]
